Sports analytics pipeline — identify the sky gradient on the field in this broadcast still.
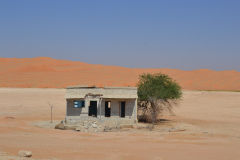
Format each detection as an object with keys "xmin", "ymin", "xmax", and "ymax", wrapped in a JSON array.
[{"xmin": 0, "ymin": 0, "xmax": 239, "ymax": 71}]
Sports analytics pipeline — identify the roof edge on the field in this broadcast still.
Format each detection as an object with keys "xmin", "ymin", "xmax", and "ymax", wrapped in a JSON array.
[{"xmin": 66, "ymin": 85, "xmax": 137, "ymax": 90}]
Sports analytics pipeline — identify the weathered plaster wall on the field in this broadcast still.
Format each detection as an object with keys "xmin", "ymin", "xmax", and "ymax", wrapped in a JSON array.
[
  {"xmin": 66, "ymin": 98, "xmax": 137, "ymax": 125},
  {"xmin": 65, "ymin": 87, "xmax": 137, "ymax": 99},
  {"xmin": 65, "ymin": 87, "xmax": 138, "ymax": 126}
]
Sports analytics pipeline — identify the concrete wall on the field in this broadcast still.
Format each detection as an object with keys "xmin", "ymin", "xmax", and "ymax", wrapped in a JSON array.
[
  {"xmin": 65, "ymin": 87, "xmax": 137, "ymax": 99},
  {"xmin": 65, "ymin": 87, "xmax": 138, "ymax": 126},
  {"xmin": 66, "ymin": 98, "xmax": 137, "ymax": 125}
]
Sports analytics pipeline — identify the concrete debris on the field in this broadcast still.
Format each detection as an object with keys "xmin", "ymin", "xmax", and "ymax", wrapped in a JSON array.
[{"xmin": 18, "ymin": 150, "xmax": 32, "ymax": 158}]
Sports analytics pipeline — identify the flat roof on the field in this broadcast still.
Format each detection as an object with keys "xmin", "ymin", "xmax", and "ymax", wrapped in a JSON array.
[{"xmin": 66, "ymin": 85, "xmax": 137, "ymax": 90}]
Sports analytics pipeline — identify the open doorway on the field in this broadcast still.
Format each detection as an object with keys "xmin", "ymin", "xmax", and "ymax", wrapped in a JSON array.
[
  {"xmin": 89, "ymin": 101, "xmax": 97, "ymax": 117},
  {"xmin": 105, "ymin": 101, "xmax": 111, "ymax": 117},
  {"xmin": 120, "ymin": 101, "xmax": 125, "ymax": 118}
]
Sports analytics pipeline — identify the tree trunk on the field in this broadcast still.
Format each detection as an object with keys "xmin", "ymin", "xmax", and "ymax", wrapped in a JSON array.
[{"xmin": 150, "ymin": 100, "xmax": 157, "ymax": 126}]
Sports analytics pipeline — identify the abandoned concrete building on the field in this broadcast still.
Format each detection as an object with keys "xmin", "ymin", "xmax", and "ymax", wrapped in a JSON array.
[{"xmin": 64, "ymin": 86, "xmax": 138, "ymax": 127}]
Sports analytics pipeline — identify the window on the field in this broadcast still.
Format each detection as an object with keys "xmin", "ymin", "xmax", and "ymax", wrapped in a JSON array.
[{"xmin": 73, "ymin": 100, "xmax": 85, "ymax": 108}]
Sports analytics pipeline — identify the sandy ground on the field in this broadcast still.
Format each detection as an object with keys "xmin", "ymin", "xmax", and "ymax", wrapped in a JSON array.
[{"xmin": 0, "ymin": 88, "xmax": 240, "ymax": 160}]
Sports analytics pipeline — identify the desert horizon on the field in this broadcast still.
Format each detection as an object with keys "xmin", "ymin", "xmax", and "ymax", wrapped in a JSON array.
[{"xmin": 1, "ymin": 57, "xmax": 240, "ymax": 91}]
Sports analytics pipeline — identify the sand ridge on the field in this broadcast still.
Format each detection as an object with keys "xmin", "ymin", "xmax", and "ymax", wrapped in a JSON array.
[{"xmin": 0, "ymin": 57, "xmax": 240, "ymax": 90}]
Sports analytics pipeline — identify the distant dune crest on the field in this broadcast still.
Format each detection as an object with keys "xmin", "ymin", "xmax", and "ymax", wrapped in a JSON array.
[{"xmin": 0, "ymin": 57, "xmax": 239, "ymax": 91}]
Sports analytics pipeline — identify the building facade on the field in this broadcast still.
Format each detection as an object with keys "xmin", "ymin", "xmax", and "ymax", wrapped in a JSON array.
[{"xmin": 65, "ymin": 86, "xmax": 138, "ymax": 126}]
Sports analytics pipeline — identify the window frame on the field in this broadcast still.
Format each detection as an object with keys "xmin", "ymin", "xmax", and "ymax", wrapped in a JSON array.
[{"xmin": 73, "ymin": 100, "xmax": 85, "ymax": 108}]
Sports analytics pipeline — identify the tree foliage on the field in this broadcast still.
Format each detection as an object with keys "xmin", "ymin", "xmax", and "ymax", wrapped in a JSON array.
[{"xmin": 137, "ymin": 73, "xmax": 182, "ymax": 124}]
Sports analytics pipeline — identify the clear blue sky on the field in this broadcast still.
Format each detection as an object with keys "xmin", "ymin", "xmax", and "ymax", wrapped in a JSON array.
[{"xmin": 0, "ymin": 0, "xmax": 239, "ymax": 71}]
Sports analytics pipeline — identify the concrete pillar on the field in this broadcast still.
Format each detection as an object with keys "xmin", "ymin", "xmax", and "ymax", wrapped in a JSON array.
[{"xmin": 135, "ymin": 98, "xmax": 138, "ymax": 123}]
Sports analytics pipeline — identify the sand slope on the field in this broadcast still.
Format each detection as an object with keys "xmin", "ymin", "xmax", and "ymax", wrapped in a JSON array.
[{"xmin": 0, "ymin": 57, "xmax": 240, "ymax": 90}]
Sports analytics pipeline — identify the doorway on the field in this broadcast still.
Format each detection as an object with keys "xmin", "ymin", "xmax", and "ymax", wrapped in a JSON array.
[
  {"xmin": 105, "ymin": 101, "xmax": 111, "ymax": 117},
  {"xmin": 89, "ymin": 101, "xmax": 97, "ymax": 117},
  {"xmin": 120, "ymin": 101, "xmax": 125, "ymax": 118}
]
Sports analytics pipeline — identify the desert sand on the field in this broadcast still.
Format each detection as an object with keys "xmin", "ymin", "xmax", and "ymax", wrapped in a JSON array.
[
  {"xmin": 0, "ymin": 57, "xmax": 240, "ymax": 90},
  {"xmin": 0, "ymin": 88, "xmax": 240, "ymax": 160}
]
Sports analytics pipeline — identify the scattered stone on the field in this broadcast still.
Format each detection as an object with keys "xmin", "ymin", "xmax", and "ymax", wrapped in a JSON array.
[
  {"xmin": 18, "ymin": 150, "xmax": 32, "ymax": 158},
  {"xmin": 97, "ymin": 126, "xmax": 104, "ymax": 132},
  {"xmin": 92, "ymin": 123, "xmax": 98, "ymax": 128},
  {"xmin": 55, "ymin": 123, "xmax": 65, "ymax": 130},
  {"xmin": 168, "ymin": 127, "xmax": 186, "ymax": 132},
  {"xmin": 75, "ymin": 127, "xmax": 81, "ymax": 131},
  {"xmin": 104, "ymin": 126, "xmax": 112, "ymax": 132}
]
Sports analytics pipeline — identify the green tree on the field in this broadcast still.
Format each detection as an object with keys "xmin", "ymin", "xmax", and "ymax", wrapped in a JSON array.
[{"xmin": 137, "ymin": 73, "xmax": 182, "ymax": 125}]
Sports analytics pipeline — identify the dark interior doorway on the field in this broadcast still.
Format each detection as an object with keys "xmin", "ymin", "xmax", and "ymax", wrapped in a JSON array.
[
  {"xmin": 120, "ymin": 101, "xmax": 125, "ymax": 118},
  {"xmin": 89, "ymin": 101, "xmax": 97, "ymax": 117},
  {"xmin": 105, "ymin": 101, "xmax": 111, "ymax": 117}
]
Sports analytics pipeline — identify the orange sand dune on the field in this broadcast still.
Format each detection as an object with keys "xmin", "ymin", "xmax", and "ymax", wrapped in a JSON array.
[{"xmin": 0, "ymin": 57, "xmax": 240, "ymax": 90}]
